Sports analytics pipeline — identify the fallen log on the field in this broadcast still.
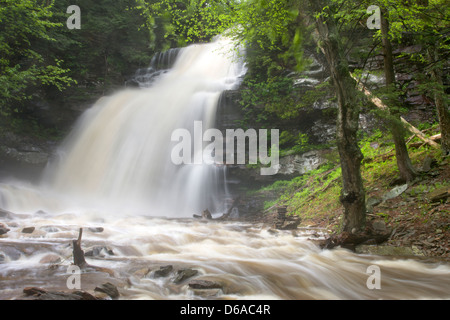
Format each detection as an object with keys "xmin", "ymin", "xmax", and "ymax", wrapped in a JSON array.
[
  {"xmin": 351, "ymin": 74, "xmax": 440, "ymax": 149},
  {"xmin": 430, "ymin": 133, "xmax": 442, "ymax": 141},
  {"xmin": 401, "ymin": 119, "xmax": 440, "ymax": 149}
]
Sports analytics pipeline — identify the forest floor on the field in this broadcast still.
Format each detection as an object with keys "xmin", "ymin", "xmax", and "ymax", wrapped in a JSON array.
[{"xmin": 242, "ymin": 129, "xmax": 449, "ymax": 260}]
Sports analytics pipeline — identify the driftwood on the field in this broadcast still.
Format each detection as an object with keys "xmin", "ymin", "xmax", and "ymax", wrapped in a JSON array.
[
  {"xmin": 72, "ymin": 228, "xmax": 115, "ymax": 276},
  {"xmin": 73, "ymin": 228, "xmax": 87, "ymax": 268},
  {"xmin": 352, "ymin": 74, "xmax": 440, "ymax": 149}
]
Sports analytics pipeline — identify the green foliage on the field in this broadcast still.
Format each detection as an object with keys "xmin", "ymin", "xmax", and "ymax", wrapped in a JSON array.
[
  {"xmin": 135, "ymin": 0, "xmax": 236, "ymax": 49},
  {"xmin": 239, "ymin": 76, "xmax": 300, "ymax": 123},
  {"xmin": 51, "ymin": 0, "xmax": 154, "ymax": 85},
  {"xmin": 0, "ymin": 0, "xmax": 75, "ymax": 114},
  {"xmin": 258, "ymin": 161, "xmax": 342, "ymax": 220}
]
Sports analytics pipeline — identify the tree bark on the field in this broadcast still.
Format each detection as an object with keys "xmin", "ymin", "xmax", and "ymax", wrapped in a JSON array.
[
  {"xmin": 380, "ymin": 10, "xmax": 417, "ymax": 182},
  {"xmin": 307, "ymin": 1, "xmax": 366, "ymax": 233}
]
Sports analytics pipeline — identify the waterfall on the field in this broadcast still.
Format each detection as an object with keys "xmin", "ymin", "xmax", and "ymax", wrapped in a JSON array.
[
  {"xmin": 0, "ymin": 37, "xmax": 246, "ymax": 218},
  {"xmin": 0, "ymin": 38, "xmax": 449, "ymax": 302}
]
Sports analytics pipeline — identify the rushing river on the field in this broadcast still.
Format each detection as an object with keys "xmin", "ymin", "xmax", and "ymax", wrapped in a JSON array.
[
  {"xmin": 0, "ymin": 211, "xmax": 449, "ymax": 300},
  {"xmin": 0, "ymin": 37, "xmax": 449, "ymax": 300}
]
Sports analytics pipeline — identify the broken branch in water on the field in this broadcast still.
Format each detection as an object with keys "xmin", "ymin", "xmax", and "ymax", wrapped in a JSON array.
[
  {"xmin": 72, "ymin": 228, "xmax": 115, "ymax": 277},
  {"xmin": 73, "ymin": 228, "xmax": 87, "ymax": 268}
]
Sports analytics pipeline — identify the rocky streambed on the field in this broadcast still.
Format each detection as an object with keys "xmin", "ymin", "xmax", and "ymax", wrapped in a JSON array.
[{"xmin": 1, "ymin": 207, "xmax": 449, "ymax": 300}]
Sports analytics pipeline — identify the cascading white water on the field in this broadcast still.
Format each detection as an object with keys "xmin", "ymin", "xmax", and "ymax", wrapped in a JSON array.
[
  {"xmin": 0, "ymin": 37, "xmax": 449, "ymax": 301},
  {"xmin": 0, "ymin": 37, "xmax": 246, "ymax": 218}
]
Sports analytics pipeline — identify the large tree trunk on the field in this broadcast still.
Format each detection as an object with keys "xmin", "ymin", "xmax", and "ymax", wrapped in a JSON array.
[
  {"xmin": 308, "ymin": 1, "xmax": 366, "ymax": 233},
  {"xmin": 380, "ymin": 10, "xmax": 417, "ymax": 182}
]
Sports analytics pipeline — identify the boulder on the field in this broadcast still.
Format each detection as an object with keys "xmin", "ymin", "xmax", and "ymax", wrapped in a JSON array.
[
  {"xmin": 39, "ymin": 254, "xmax": 62, "ymax": 265},
  {"xmin": 202, "ymin": 209, "xmax": 212, "ymax": 219},
  {"xmin": 0, "ymin": 223, "xmax": 10, "ymax": 235},
  {"xmin": 188, "ymin": 281, "xmax": 224, "ymax": 297},
  {"xmin": 382, "ymin": 184, "xmax": 408, "ymax": 202},
  {"xmin": 23, "ymin": 287, "xmax": 98, "ymax": 300},
  {"xmin": 188, "ymin": 280, "xmax": 223, "ymax": 290},
  {"xmin": 21, "ymin": 227, "xmax": 35, "ymax": 234},
  {"xmin": 427, "ymin": 186, "xmax": 450, "ymax": 203},
  {"xmin": 84, "ymin": 246, "xmax": 115, "ymax": 257},
  {"xmin": 174, "ymin": 268, "xmax": 199, "ymax": 284},
  {"xmin": 94, "ymin": 282, "xmax": 120, "ymax": 299},
  {"xmin": 88, "ymin": 227, "xmax": 104, "ymax": 233},
  {"xmin": 0, "ymin": 208, "xmax": 14, "ymax": 219},
  {"xmin": 153, "ymin": 265, "xmax": 173, "ymax": 278}
]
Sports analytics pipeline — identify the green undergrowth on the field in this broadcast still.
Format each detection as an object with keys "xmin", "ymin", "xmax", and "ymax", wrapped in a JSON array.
[{"xmin": 254, "ymin": 124, "xmax": 447, "ymax": 229}]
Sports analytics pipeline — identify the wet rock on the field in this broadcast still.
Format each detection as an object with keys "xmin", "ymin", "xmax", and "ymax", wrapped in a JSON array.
[
  {"xmin": 133, "ymin": 268, "xmax": 151, "ymax": 278},
  {"xmin": 1, "ymin": 246, "xmax": 22, "ymax": 260},
  {"xmin": 40, "ymin": 226, "xmax": 60, "ymax": 233},
  {"xmin": 85, "ymin": 246, "xmax": 115, "ymax": 257},
  {"xmin": 0, "ymin": 223, "xmax": 10, "ymax": 235},
  {"xmin": 94, "ymin": 282, "xmax": 120, "ymax": 299},
  {"xmin": 23, "ymin": 287, "xmax": 98, "ymax": 300},
  {"xmin": 88, "ymin": 227, "xmax": 104, "ymax": 233},
  {"xmin": 0, "ymin": 208, "xmax": 14, "ymax": 219},
  {"xmin": 153, "ymin": 265, "xmax": 173, "ymax": 278},
  {"xmin": 193, "ymin": 209, "xmax": 212, "ymax": 220},
  {"xmin": 188, "ymin": 280, "xmax": 223, "ymax": 290},
  {"xmin": 21, "ymin": 227, "xmax": 35, "ymax": 234},
  {"xmin": 174, "ymin": 268, "xmax": 199, "ymax": 284},
  {"xmin": 191, "ymin": 289, "xmax": 222, "ymax": 298},
  {"xmin": 39, "ymin": 254, "xmax": 62, "ymax": 265},
  {"xmin": 202, "ymin": 209, "xmax": 212, "ymax": 219}
]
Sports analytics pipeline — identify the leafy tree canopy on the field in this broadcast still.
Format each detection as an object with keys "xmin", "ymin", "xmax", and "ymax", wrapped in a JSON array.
[{"xmin": 0, "ymin": 0, "xmax": 75, "ymax": 115}]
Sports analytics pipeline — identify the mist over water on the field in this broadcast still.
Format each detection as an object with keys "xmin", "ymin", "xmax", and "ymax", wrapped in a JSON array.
[
  {"xmin": 1, "ymin": 37, "xmax": 246, "ymax": 217},
  {"xmin": 0, "ymin": 38, "xmax": 449, "ymax": 300}
]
